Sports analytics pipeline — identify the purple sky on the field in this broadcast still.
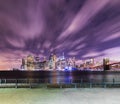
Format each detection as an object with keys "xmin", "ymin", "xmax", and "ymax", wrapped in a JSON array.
[{"xmin": 0, "ymin": 0, "xmax": 120, "ymax": 69}]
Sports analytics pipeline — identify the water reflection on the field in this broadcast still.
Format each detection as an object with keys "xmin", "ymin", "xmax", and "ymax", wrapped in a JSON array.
[
  {"xmin": 0, "ymin": 71, "xmax": 120, "ymax": 84},
  {"xmin": 47, "ymin": 71, "xmax": 120, "ymax": 84},
  {"xmin": 49, "ymin": 71, "xmax": 73, "ymax": 84}
]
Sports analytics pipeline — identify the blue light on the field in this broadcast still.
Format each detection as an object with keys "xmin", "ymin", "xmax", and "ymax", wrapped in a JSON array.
[{"xmin": 64, "ymin": 66, "xmax": 72, "ymax": 71}]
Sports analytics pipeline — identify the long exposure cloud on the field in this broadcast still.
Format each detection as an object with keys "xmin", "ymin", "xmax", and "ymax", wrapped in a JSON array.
[
  {"xmin": 58, "ymin": 0, "xmax": 110, "ymax": 40},
  {"xmin": 0, "ymin": 0, "xmax": 120, "ymax": 69}
]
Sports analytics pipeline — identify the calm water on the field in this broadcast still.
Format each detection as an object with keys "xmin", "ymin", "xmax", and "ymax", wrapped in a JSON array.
[
  {"xmin": 0, "ymin": 71, "xmax": 120, "ymax": 84},
  {"xmin": 48, "ymin": 71, "xmax": 120, "ymax": 83}
]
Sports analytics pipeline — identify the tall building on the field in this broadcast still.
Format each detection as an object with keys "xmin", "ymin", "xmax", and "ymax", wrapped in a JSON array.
[
  {"xmin": 49, "ymin": 53, "xmax": 57, "ymax": 70},
  {"xmin": 27, "ymin": 55, "xmax": 35, "ymax": 70},
  {"xmin": 21, "ymin": 58, "xmax": 27, "ymax": 70},
  {"xmin": 21, "ymin": 58, "xmax": 25, "ymax": 69}
]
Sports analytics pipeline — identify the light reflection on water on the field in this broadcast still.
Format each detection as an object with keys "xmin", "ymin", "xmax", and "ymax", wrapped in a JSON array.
[
  {"xmin": 49, "ymin": 71, "xmax": 73, "ymax": 84},
  {"xmin": 0, "ymin": 71, "xmax": 120, "ymax": 84},
  {"xmin": 47, "ymin": 71, "xmax": 120, "ymax": 83}
]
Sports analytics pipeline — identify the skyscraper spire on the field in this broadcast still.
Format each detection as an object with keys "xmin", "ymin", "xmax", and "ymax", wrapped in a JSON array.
[{"xmin": 62, "ymin": 52, "xmax": 65, "ymax": 60}]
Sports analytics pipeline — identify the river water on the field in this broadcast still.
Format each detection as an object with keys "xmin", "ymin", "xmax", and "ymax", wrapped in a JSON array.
[{"xmin": 0, "ymin": 71, "xmax": 120, "ymax": 84}]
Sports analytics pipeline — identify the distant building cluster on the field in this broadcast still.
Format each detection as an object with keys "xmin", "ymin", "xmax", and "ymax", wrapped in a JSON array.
[
  {"xmin": 20, "ymin": 54, "xmax": 120, "ymax": 71},
  {"xmin": 21, "ymin": 53, "xmax": 76, "ymax": 71}
]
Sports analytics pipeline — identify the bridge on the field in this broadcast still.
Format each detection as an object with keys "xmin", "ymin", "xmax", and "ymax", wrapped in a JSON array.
[
  {"xmin": 108, "ymin": 62, "xmax": 120, "ymax": 66},
  {"xmin": 92, "ymin": 61, "xmax": 120, "ymax": 70}
]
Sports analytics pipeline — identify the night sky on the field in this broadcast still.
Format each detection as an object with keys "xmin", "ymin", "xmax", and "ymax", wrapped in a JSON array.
[{"xmin": 0, "ymin": 0, "xmax": 120, "ymax": 69}]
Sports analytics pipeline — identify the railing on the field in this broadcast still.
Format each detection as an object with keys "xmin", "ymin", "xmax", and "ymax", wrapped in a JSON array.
[{"xmin": 0, "ymin": 78, "xmax": 120, "ymax": 88}]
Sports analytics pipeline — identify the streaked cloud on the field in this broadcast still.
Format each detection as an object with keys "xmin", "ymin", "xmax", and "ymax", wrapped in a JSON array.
[{"xmin": 0, "ymin": 0, "xmax": 120, "ymax": 69}]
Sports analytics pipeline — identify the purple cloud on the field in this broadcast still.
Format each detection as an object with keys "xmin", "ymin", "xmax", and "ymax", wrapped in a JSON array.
[{"xmin": 0, "ymin": 0, "xmax": 120, "ymax": 69}]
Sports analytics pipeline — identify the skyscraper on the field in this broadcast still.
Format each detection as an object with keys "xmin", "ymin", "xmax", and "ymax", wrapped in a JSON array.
[{"xmin": 27, "ymin": 55, "xmax": 34, "ymax": 70}]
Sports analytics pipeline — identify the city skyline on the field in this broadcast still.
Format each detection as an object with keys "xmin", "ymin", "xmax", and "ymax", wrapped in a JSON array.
[{"xmin": 0, "ymin": 0, "xmax": 120, "ymax": 69}]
